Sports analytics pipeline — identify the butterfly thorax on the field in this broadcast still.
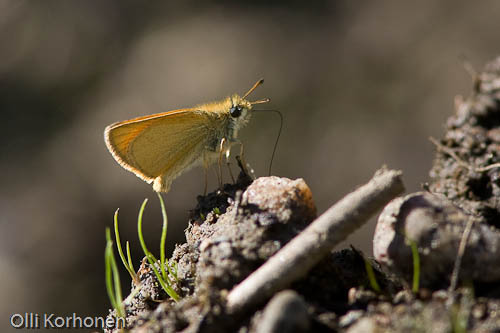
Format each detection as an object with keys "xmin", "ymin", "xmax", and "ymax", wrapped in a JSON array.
[{"xmin": 197, "ymin": 94, "xmax": 252, "ymax": 147}]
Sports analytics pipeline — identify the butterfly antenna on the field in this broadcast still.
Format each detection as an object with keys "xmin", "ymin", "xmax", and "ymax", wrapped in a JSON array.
[
  {"xmin": 250, "ymin": 98, "xmax": 271, "ymax": 105},
  {"xmin": 242, "ymin": 78, "xmax": 265, "ymax": 99}
]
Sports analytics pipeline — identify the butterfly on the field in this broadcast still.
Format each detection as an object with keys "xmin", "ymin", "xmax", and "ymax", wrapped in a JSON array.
[{"xmin": 104, "ymin": 79, "xmax": 269, "ymax": 193}]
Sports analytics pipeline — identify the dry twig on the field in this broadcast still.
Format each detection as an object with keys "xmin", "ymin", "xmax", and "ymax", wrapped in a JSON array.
[
  {"xmin": 447, "ymin": 217, "xmax": 475, "ymax": 307},
  {"xmin": 226, "ymin": 167, "xmax": 405, "ymax": 313}
]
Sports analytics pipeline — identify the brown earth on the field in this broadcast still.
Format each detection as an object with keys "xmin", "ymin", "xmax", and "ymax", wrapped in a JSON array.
[{"xmin": 104, "ymin": 56, "xmax": 500, "ymax": 333}]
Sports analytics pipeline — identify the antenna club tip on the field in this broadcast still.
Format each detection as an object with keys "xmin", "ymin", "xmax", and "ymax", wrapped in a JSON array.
[{"xmin": 258, "ymin": 78, "xmax": 264, "ymax": 84}]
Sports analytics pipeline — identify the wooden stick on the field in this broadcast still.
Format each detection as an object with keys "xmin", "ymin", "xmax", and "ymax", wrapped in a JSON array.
[{"xmin": 226, "ymin": 167, "xmax": 405, "ymax": 313}]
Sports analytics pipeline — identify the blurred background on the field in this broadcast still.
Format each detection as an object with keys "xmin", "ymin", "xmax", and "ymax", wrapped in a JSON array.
[{"xmin": 2, "ymin": 0, "xmax": 500, "ymax": 331}]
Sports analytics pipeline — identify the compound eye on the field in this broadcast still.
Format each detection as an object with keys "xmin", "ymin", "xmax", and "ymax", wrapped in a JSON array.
[{"xmin": 230, "ymin": 105, "xmax": 242, "ymax": 118}]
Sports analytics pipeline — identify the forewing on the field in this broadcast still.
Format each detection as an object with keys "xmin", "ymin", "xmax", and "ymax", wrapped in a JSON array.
[{"xmin": 105, "ymin": 109, "xmax": 213, "ymax": 182}]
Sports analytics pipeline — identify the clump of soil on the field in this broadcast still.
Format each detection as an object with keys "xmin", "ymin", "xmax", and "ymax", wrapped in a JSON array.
[
  {"xmin": 105, "ymin": 57, "xmax": 500, "ymax": 333},
  {"xmin": 429, "ymin": 58, "xmax": 500, "ymax": 228},
  {"xmin": 105, "ymin": 173, "xmax": 400, "ymax": 332}
]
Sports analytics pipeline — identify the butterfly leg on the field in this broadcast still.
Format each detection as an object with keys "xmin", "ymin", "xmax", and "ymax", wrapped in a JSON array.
[
  {"xmin": 235, "ymin": 141, "xmax": 255, "ymax": 179},
  {"xmin": 217, "ymin": 138, "xmax": 227, "ymax": 190},
  {"xmin": 225, "ymin": 148, "xmax": 235, "ymax": 183}
]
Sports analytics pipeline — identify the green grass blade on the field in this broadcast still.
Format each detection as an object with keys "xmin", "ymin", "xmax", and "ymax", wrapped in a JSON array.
[
  {"xmin": 408, "ymin": 238, "xmax": 420, "ymax": 293},
  {"xmin": 172, "ymin": 260, "xmax": 178, "ymax": 278},
  {"xmin": 110, "ymin": 249, "xmax": 124, "ymax": 317},
  {"xmin": 136, "ymin": 197, "xmax": 179, "ymax": 301},
  {"xmin": 105, "ymin": 230, "xmax": 117, "ymax": 309},
  {"xmin": 105, "ymin": 228, "xmax": 125, "ymax": 318},
  {"xmin": 145, "ymin": 253, "xmax": 180, "ymax": 301},
  {"xmin": 157, "ymin": 192, "xmax": 168, "ymax": 281},
  {"xmin": 114, "ymin": 209, "xmax": 138, "ymax": 284},
  {"xmin": 166, "ymin": 259, "xmax": 179, "ymax": 283},
  {"xmin": 136, "ymin": 198, "xmax": 158, "ymax": 263},
  {"xmin": 126, "ymin": 241, "xmax": 135, "ymax": 273},
  {"xmin": 363, "ymin": 257, "xmax": 381, "ymax": 293},
  {"xmin": 137, "ymin": 198, "xmax": 151, "ymax": 256}
]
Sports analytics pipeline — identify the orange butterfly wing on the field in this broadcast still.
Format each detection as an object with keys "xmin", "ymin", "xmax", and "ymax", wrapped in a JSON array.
[{"xmin": 105, "ymin": 108, "xmax": 221, "ymax": 191}]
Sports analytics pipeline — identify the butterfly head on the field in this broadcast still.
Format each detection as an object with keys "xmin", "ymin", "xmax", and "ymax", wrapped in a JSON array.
[{"xmin": 226, "ymin": 79, "xmax": 270, "ymax": 140}]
